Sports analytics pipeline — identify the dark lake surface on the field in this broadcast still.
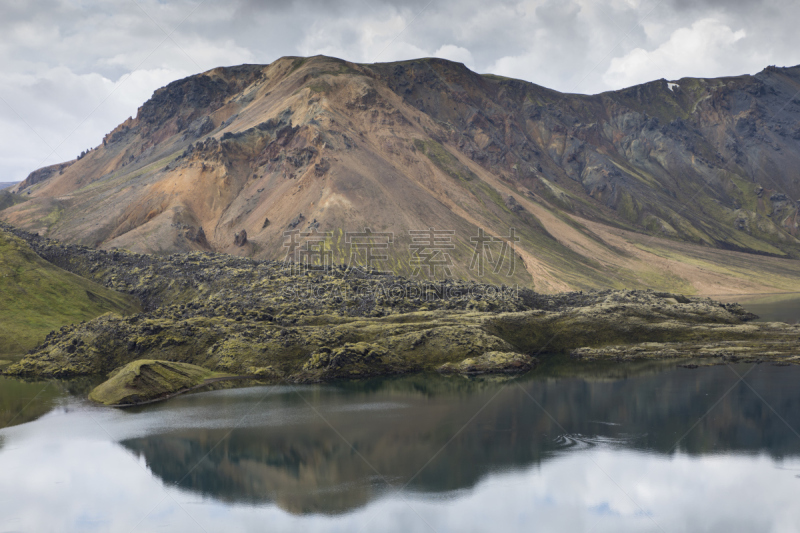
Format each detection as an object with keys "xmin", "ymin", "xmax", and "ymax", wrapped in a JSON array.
[{"xmin": 2, "ymin": 357, "xmax": 800, "ymax": 532}]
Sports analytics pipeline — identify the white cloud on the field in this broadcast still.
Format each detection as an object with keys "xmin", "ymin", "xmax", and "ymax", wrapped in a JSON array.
[
  {"xmin": 603, "ymin": 18, "xmax": 747, "ymax": 88},
  {"xmin": 0, "ymin": 66, "xmax": 186, "ymax": 180},
  {"xmin": 433, "ymin": 45, "xmax": 475, "ymax": 69},
  {"xmin": 1, "ymin": 0, "xmax": 799, "ymax": 180},
  {"xmin": 296, "ymin": 10, "xmax": 433, "ymax": 64}
]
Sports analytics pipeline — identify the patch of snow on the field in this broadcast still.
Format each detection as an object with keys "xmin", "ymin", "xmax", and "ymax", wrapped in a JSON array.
[{"xmin": 667, "ymin": 82, "xmax": 680, "ymax": 92}]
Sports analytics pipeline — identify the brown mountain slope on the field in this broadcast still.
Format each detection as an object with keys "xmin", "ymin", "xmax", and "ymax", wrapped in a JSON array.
[{"xmin": 3, "ymin": 56, "xmax": 800, "ymax": 293}]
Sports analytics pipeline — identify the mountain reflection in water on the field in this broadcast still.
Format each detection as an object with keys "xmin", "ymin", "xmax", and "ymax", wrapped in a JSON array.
[
  {"xmin": 111, "ymin": 362, "xmax": 800, "ymax": 515},
  {"xmin": 3, "ymin": 361, "xmax": 800, "ymax": 532}
]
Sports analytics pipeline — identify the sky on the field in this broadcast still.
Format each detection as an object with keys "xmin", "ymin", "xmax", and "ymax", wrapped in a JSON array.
[{"xmin": 1, "ymin": 0, "xmax": 799, "ymax": 182}]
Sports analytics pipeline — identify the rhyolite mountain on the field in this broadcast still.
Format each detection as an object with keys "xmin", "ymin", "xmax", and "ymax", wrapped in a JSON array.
[{"xmin": 3, "ymin": 55, "xmax": 800, "ymax": 293}]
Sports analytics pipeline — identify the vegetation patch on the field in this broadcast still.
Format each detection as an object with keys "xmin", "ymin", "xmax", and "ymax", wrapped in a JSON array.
[
  {"xmin": 414, "ymin": 139, "xmax": 477, "ymax": 182},
  {"xmin": 307, "ymin": 80, "xmax": 332, "ymax": 94},
  {"xmin": 88, "ymin": 359, "xmax": 238, "ymax": 406},
  {"xmin": 0, "ymin": 229, "xmax": 140, "ymax": 359},
  {"xmin": 289, "ymin": 57, "xmax": 309, "ymax": 73},
  {"xmin": 438, "ymin": 351, "xmax": 537, "ymax": 375},
  {"xmin": 0, "ymin": 190, "xmax": 27, "ymax": 212}
]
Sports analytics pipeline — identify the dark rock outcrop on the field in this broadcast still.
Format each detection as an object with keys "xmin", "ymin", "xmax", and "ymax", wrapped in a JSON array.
[
  {"xmin": 287, "ymin": 214, "xmax": 305, "ymax": 229},
  {"xmin": 15, "ymin": 162, "xmax": 74, "ymax": 192}
]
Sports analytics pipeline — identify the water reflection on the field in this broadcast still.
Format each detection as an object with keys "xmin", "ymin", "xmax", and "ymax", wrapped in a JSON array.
[
  {"xmin": 2, "ymin": 362, "xmax": 800, "ymax": 531},
  {"xmin": 0, "ymin": 377, "xmax": 66, "ymax": 429},
  {"xmin": 115, "ymin": 363, "xmax": 800, "ymax": 515}
]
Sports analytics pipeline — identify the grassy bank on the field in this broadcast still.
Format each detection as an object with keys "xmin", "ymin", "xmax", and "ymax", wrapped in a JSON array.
[{"xmin": 0, "ymin": 230, "xmax": 140, "ymax": 358}]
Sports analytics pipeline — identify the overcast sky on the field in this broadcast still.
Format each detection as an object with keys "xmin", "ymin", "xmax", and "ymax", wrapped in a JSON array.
[{"xmin": 1, "ymin": 0, "xmax": 799, "ymax": 182}]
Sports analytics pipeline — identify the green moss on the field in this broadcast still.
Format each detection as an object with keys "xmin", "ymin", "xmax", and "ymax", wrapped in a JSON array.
[
  {"xmin": 79, "ymin": 151, "xmax": 182, "ymax": 193},
  {"xmin": 617, "ymin": 189, "xmax": 639, "ymax": 223},
  {"xmin": 537, "ymin": 177, "xmax": 574, "ymax": 211},
  {"xmin": 632, "ymin": 241, "xmax": 800, "ymax": 292},
  {"xmin": 481, "ymin": 73, "xmax": 515, "ymax": 82},
  {"xmin": 0, "ymin": 190, "xmax": 27, "ymax": 212},
  {"xmin": 478, "ymin": 181, "xmax": 511, "ymax": 213},
  {"xmin": 0, "ymin": 230, "xmax": 140, "ymax": 359},
  {"xmin": 307, "ymin": 80, "xmax": 332, "ymax": 94},
  {"xmin": 41, "ymin": 203, "xmax": 64, "ymax": 229},
  {"xmin": 290, "ymin": 57, "xmax": 309, "ymax": 73},
  {"xmin": 3, "ymin": 221, "xmax": 797, "ymax": 382},
  {"xmin": 438, "ymin": 351, "xmax": 536, "ymax": 375},
  {"xmin": 414, "ymin": 139, "xmax": 477, "ymax": 182},
  {"xmin": 88, "ymin": 359, "xmax": 234, "ymax": 406},
  {"xmin": 313, "ymin": 62, "xmax": 359, "ymax": 77},
  {"xmin": 609, "ymin": 160, "xmax": 659, "ymax": 189}
]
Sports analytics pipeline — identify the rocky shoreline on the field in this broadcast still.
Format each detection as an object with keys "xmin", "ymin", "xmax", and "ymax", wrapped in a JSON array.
[{"xmin": 2, "ymin": 222, "xmax": 799, "ymax": 394}]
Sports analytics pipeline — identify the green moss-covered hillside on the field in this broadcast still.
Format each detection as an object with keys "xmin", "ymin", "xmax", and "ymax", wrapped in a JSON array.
[{"xmin": 0, "ymin": 229, "xmax": 140, "ymax": 358}]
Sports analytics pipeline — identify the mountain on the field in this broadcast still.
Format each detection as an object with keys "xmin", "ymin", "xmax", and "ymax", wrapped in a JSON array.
[
  {"xmin": 0, "ymin": 227, "xmax": 140, "ymax": 359},
  {"xmin": 3, "ymin": 55, "xmax": 800, "ymax": 294},
  {"xmin": 0, "ymin": 183, "xmax": 18, "ymax": 190}
]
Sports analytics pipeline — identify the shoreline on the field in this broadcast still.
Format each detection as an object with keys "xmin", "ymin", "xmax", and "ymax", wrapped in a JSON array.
[{"xmin": 105, "ymin": 375, "xmax": 259, "ymax": 408}]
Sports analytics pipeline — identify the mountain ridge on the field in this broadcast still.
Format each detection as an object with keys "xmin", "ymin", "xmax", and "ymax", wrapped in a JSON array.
[{"xmin": 3, "ymin": 55, "xmax": 800, "ymax": 294}]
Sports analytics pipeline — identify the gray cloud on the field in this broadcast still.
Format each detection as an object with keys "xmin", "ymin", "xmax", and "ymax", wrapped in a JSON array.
[{"xmin": 0, "ymin": 0, "xmax": 799, "ymax": 181}]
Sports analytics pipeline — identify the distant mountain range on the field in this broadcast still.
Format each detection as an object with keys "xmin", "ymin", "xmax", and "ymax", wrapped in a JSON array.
[
  {"xmin": 0, "ymin": 182, "xmax": 18, "ymax": 190},
  {"xmin": 2, "ymin": 55, "xmax": 800, "ymax": 294}
]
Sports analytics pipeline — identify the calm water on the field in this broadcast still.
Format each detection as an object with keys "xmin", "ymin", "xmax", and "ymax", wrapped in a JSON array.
[
  {"xmin": 2, "ymin": 359, "xmax": 800, "ymax": 533},
  {"xmin": 715, "ymin": 292, "xmax": 800, "ymax": 324}
]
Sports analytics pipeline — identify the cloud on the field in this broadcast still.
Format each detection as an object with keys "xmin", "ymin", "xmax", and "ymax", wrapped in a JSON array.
[
  {"xmin": 486, "ymin": 0, "xmax": 639, "ymax": 92},
  {"xmin": 603, "ymin": 18, "xmax": 747, "ymax": 88},
  {"xmin": 3, "ymin": 433, "xmax": 800, "ymax": 532},
  {"xmin": 433, "ymin": 45, "xmax": 475, "ymax": 69},
  {"xmin": 0, "ymin": 66, "xmax": 186, "ymax": 179},
  {"xmin": 0, "ymin": 0, "xmax": 799, "ymax": 180}
]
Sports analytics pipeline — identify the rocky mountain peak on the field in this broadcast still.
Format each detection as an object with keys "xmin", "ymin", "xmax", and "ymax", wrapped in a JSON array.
[{"xmin": 3, "ymin": 55, "xmax": 800, "ymax": 293}]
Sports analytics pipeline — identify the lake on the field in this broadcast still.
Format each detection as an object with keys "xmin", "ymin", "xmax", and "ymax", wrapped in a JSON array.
[
  {"xmin": 2, "ymin": 357, "xmax": 800, "ymax": 532},
  {"xmin": 714, "ymin": 292, "xmax": 800, "ymax": 324},
  {"xmin": 1, "ymin": 294, "xmax": 799, "ymax": 532}
]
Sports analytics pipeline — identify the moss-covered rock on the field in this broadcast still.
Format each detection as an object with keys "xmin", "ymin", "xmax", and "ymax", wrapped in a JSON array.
[
  {"xmin": 1, "ymin": 220, "xmax": 799, "ymax": 383},
  {"xmin": 7, "ymin": 288, "xmax": 800, "ymax": 381},
  {"xmin": 88, "ymin": 360, "xmax": 237, "ymax": 406},
  {"xmin": 299, "ymin": 342, "xmax": 392, "ymax": 380},
  {"xmin": 438, "ymin": 351, "xmax": 537, "ymax": 375}
]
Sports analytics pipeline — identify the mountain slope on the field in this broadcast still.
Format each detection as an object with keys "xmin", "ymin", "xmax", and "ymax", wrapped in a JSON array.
[
  {"xmin": 0, "ymin": 228, "xmax": 140, "ymax": 358},
  {"xmin": 3, "ymin": 56, "xmax": 800, "ymax": 293}
]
